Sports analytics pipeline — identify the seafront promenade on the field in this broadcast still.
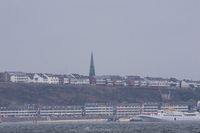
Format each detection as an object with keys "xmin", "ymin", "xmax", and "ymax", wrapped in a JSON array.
[{"xmin": 0, "ymin": 102, "xmax": 191, "ymax": 123}]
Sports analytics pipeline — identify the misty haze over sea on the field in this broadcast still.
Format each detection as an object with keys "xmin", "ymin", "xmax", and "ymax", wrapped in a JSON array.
[
  {"xmin": 1, "ymin": 122, "xmax": 200, "ymax": 133},
  {"xmin": 0, "ymin": 1, "xmax": 200, "ymax": 133},
  {"xmin": 0, "ymin": 0, "xmax": 200, "ymax": 80}
]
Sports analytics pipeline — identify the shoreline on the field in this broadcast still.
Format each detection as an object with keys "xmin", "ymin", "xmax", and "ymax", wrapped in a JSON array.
[{"xmin": 0, "ymin": 118, "xmax": 108, "ymax": 125}]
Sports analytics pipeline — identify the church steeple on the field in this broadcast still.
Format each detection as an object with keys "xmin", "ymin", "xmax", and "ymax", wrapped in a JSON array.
[
  {"xmin": 89, "ymin": 52, "xmax": 95, "ymax": 77},
  {"xmin": 89, "ymin": 52, "xmax": 95, "ymax": 84}
]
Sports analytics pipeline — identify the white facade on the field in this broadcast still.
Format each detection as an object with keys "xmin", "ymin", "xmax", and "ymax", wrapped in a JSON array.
[
  {"xmin": 10, "ymin": 75, "xmax": 29, "ymax": 83},
  {"xmin": 106, "ymin": 79, "xmax": 114, "ymax": 86},
  {"xmin": 180, "ymin": 81, "xmax": 190, "ymax": 88},
  {"xmin": 32, "ymin": 74, "xmax": 48, "ymax": 84},
  {"xmin": 0, "ymin": 109, "xmax": 82, "ymax": 117},
  {"xmin": 145, "ymin": 78, "xmax": 170, "ymax": 87},
  {"xmin": 45, "ymin": 74, "xmax": 59, "ymax": 84},
  {"xmin": 116, "ymin": 105, "xmax": 141, "ymax": 116},
  {"xmin": 95, "ymin": 79, "xmax": 106, "ymax": 85},
  {"xmin": 63, "ymin": 77, "xmax": 70, "ymax": 84},
  {"xmin": 85, "ymin": 106, "xmax": 113, "ymax": 116},
  {"xmin": 161, "ymin": 105, "xmax": 189, "ymax": 112},
  {"xmin": 70, "ymin": 78, "xmax": 90, "ymax": 85},
  {"xmin": 141, "ymin": 103, "xmax": 159, "ymax": 115},
  {"xmin": 114, "ymin": 80, "xmax": 125, "ymax": 86},
  {"xmin": 8, "ymin": 72, "xmax": 29, "ymax": 83},
  {"xmin": 140, "ymin": 80, "xmax": 148, "ymax": 87},
  {"xmin": 168, "ymin": 81, "xmax": 179, "ymax": 87}
]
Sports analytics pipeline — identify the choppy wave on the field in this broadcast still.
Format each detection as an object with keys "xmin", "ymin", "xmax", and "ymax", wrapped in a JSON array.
[{"xmin": 0, "ymin": 122, "xmax": 200, "ymax": 133}]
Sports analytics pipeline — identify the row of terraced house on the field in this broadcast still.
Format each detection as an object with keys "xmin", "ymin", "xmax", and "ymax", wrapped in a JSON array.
[{"xmin": 0, "ymin": 72, "xmax": 200, "ymax": 88}]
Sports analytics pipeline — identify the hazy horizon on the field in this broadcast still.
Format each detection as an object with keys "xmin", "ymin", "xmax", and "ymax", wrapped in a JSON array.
[{"xmin": 0, "ymin": 0, "xmax": 200, "ymax": 80}]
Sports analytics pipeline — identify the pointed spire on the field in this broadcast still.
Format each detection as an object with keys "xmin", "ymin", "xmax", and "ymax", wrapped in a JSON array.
[
  {"xmin": 89, "ymin": 52, "xmax": 95, "ymax": 84},
  {"xmin": 89, "ymin": 52, "xmax": 95, "ymax": 77}
]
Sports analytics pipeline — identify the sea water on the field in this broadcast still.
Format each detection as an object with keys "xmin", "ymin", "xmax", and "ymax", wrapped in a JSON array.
[{"xmin": 0, "ymin": 121, "xmax": 200, "ymax": 133}]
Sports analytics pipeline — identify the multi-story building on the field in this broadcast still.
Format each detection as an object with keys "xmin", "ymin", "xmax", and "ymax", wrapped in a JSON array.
[
  {"xmin": 40, "ymin": 106, "xmax": 82, "ymax": 117},
  {"xmin": 95, "ymin": 76, "xmax": 107, "ymax": 86},
  {"xmin": 145, "ymin": 77, "xmax": 170, "ymax": 87},
  {"xmin": 140, "ymin": 78, "xmax": 148, "ymax": 87},
  {"xmin": 0, "ymin": 106, "xmax": 82, "ymax": 118},
  {"xmin": 141, "ymin": 103, "xmax": 159, "ymax": 115},
  {"xmin": 70, "ymin": 74, "xmax": 90, "ymax": 85},
  {"xmin": 85, "ymin": 103, "xmax": 113, "ymax": 116},
  {"xmin": 180, "ymin": 80, "xmax": 190, "ymax": 88},
  {"xmin": 161, "ymin": 104, "xmax": 189, "ymax": 112},
  {"xmin": 32, "ymin": 73, "xmax": 49, "ymax": 84},
  {"xmin": 1, "ymin": 103, "xmax": 193, "ymax": 118},
  {"xmin": 63, "ymin": 75, "xmax": 71, "ymax": 84},
  {"xmin": 45, "ymin": 74, "xmax": 59, "ymax": 84},
  {"xmin": 7, "ymin": 72, "xmax": 30, "ymax": 83},
  {"xmin": 116, "ymin": 104, "xmax": 141, "ymax": 116}
]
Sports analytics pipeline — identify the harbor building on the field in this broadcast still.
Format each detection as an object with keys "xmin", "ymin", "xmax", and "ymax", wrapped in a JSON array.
[
  {"xmin": 85, "ymin": 103, "xmax": 113, "ymax": 116},
  {"xmin": 161, "ymin": 104, "xmax": 189, "ymax": 112},
  {"xmin": 116, "ymin": 103, "xmax": 141, "ymax": 116}
]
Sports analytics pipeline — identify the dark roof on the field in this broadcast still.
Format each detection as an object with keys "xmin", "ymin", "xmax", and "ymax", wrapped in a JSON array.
[
  {"xmin": 26, "ymin": 73, "xmax": 34, "ymax": 79},
  {"xmin": 145, "ymin": 77, "xmax": 168, "ymax": 81},
  {"xmin": 71, "ymin": 74, "xmax": 89, "ymax": 79},
  {"xmin": 7, "ymin": 72, "xmax": 27, "ymax": 77},
  {"xmin": 38, "ymin": 73, "xmax": 48, "ymax": 79},
  {"xmin": 126, "ymin": 76, "xmax": 141, "ymax": 80}
]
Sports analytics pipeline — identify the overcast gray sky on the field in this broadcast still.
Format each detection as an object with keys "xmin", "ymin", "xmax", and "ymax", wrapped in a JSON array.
[{"xmin": 0, "ymin": 0, "xmax": 200, "ymax": 80}]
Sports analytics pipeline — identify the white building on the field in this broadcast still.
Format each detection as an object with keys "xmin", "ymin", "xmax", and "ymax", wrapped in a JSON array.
[
  {"xmin": 182, "ymin": 80, "xmax": 200, "ymax": 88},
  {"xmin": 106, "ymin": 78, "xmax": 114, "ymax": 86},
  {"xmin": 85, "ymin": 103, "xmax": 113, "ymax": 116},
  {"xmin": 116, "ymin": 104, "xmax": 141, "ymax": 116},
  {"xmin": 95, "ymin": 76, "xmax": 106, "ymax": 85},
  {"xmin": 63, "ymin": 75, "xmax": 71, "ymax": 84},
  {"xmin": 145, "ymin": 77, "xmax": 170, "ymax": 87},
  {"xmin": 7, "ymin": 72, "xmax": 30, "ymax": 83},
  {"xmin": 70, "ymin": 74, "xmax": 90, "ymax": 85},
  {"xmin": 32, "ymin": 73, "xmax": 48, "ymax": 84},
  {"xmin": 95, "ymin": 75, "xmax": 124, "ymax": 86},
  {"xmin": 141, "ymin": 103, "xmax": 159, "ymax": 115},
  {"xmin": 180, "ymin": 80, "xmax": 190, "ymax": 88},
  {"xmin": 45, "ymin": 74, "xmax": 59, "ymax": 84},
  {"xmin": 140, "ymin": 79, "xmax": 148, "ymax": 87},
  {"xmin": 95, "ymin": 79, "xmax": 107, "ymax": 85},
  {"xmin": 114, "ymin": 80, "xmax": 125, "ymax": 86},
  {"xmin": 161, "ymin": 104, "xmax": 189, "ymax": 112}
]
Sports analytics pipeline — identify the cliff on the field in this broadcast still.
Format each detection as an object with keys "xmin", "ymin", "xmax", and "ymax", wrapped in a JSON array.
[{"xmin": 0, "ymin": 83, "xmax": 199, "ymax": 107}]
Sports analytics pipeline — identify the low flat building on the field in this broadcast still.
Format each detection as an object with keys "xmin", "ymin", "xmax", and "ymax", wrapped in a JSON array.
[
  {"xmin": 161, "ymin": 104, "xmax": 189, "ymax": 112},
  {"xmin": 141, "ymin": 103, "xmax": 159, "ymax": 115},
  {"xmin": 116, "ymin": 103, "xmax": 141, "ymax": 116},
  {"xmin": 85, "ymin": 103, "xmax": 113, "ymax": 116}
]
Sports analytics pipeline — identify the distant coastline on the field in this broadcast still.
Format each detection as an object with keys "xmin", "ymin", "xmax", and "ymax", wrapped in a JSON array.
[{"xmin": 0, "ymin": 71, "xmax": 200, "ymax": 89}]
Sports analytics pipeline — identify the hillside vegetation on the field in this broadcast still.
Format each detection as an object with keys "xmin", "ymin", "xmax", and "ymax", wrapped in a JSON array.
[{"xmin": 0, "ymin": 83, "xmax": 199, "ymax": 107}]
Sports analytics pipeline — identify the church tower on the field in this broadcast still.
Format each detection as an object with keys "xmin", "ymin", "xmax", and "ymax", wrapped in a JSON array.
[{"xmin": 89, "ymin": 52, "xmax": 95, "ymax": 84}]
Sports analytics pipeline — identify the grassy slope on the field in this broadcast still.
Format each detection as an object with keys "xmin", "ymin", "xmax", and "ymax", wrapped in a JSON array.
[{"xmin": 0, "ymin": 83, "xmax": 199, "ymax": 106}]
